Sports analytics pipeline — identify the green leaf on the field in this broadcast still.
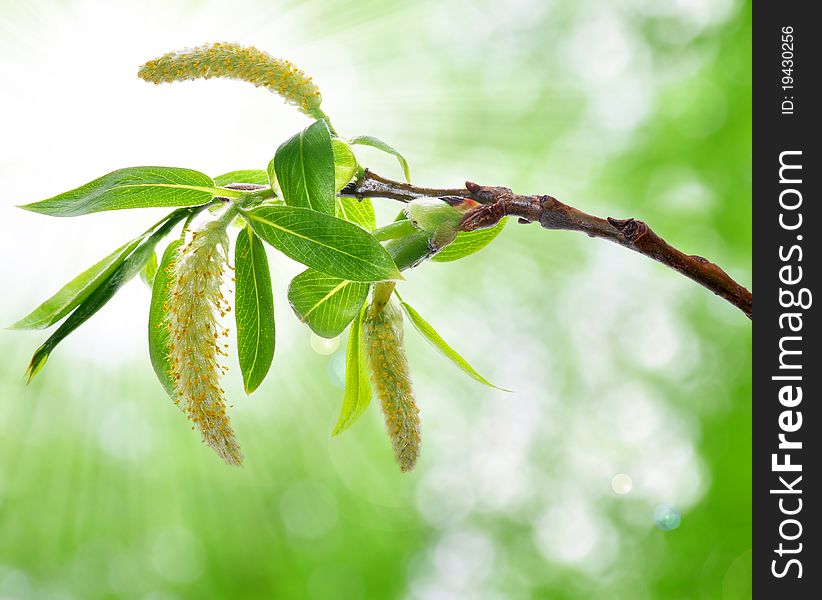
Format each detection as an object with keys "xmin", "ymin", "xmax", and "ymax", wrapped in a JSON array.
[
  {"xmin": 148, "ymin": 237, "xmax": 182, "ymax": 395},
  {"xmin": 332, "ymin": 305, "xmax": 372, "ymax": 435},
  {"xmin": 274, "ymin": 120, "xmax": 335, "ymax": 214},
  {"xmin": 332, "ymin": 139, "xmax": 359, "ymax": 192},
  {"xmin": 266, "ymin": 158, "xmax": 279, "ymax": 195},
  {"xmin": 242, "ymin": 205, "xmax": 402, "ymax": 282},
  {"xmin": 20, "ymin": 167, "xmax": 239, "ymax": 217},
  {"xmin": 288, "ymin": 269, "xmax": 369, "ymax": 338},
  {"xmin": 139, "ymin": 251, "xmax": 159, "ymax": 286},
  {"xmin": 213, "ymin": 170, "xmax": 271, "ymax": 187},
  {"xmin": 349, "ymin": 135, "xmax": 411, "ymax": 182},
  {"xmin": 234, "ymin": 227, "xmax": 276, "ymax": 394},
  {"xmin": 433, "ymin": 218, "xmax": 507, "ymax": 262},
  {"xmin": 10, "ymin": 238, "xmax": 142, "ymax": 330},
  {"xmin": 335, "ymin": 197, "xmax": 376, "ymax": 231},
  {"xmin": 398, "ymin": 299, "xmax": 509, "ymax": 391},
  {"xmin": 26, "ymin": 208, "xmax": 194, "ymax": 382}
]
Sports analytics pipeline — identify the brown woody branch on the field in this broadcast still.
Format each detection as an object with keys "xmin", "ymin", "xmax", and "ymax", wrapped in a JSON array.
[{"xmin": 341, "ymin": 170, "xmax": 753, "ymax": 320}]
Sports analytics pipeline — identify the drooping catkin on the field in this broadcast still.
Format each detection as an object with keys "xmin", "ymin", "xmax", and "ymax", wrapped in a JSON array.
[
  {"xmin": 138, "ymin": 42, "xmax": 324, "ymax": 119},
  {"xmin": 165, "ymin": 220, "xmax": 242, "ymax": 466},
  {"xmin": 363, "ymin": 297, "xmax": 420, "ymax": 472}
]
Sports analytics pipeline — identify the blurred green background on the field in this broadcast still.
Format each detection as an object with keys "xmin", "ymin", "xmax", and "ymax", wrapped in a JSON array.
[{"xmin": 0, "ymin": 0, "xmax": 751, "ymax": 598}]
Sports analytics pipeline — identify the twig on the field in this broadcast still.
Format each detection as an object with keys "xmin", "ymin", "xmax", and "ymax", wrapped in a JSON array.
[{"xmin": 341, "ymin": 170, "xmax": 753, "ymax": 319}]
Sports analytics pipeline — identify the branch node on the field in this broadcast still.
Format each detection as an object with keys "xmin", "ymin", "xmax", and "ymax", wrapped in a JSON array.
[
  {"xmin": 466, "ymin": 182, "xmax": 513, "ymax": 204},
  {"xmin": 540, "ymin": 195, "xmax": 561, "ymax": 209},
  {"xmin": 606, "ymin": 216, "xmax": 629, "ymax": 230},
  {"xmin": 607, "ymin": 217, "xmax": 648, "ymax": 243},
  {"xmin": 459, "ymin": 200, "xmax": 506, "ymax": 232}
]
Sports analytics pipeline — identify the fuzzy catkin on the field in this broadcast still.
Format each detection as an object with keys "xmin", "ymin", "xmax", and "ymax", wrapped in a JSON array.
[
  {"xmin": 165, "ymin": 220, "xmax": 242, "ymax": 466},
  {"xmin": 138, "ymin": 42, "xmax": 323, "ymax": 119},
  {"xmin": 363, "ymin": 297, "xmax": 420, "ymax": 472}
]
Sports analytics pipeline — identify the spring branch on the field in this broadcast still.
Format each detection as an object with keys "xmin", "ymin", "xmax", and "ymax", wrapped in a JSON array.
[{"xmin": 341, "ymin": 170, "xmax": 753, "ymax": 320}]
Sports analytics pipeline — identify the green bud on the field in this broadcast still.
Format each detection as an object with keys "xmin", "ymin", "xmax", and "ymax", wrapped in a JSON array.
[
  {"xmin": 404, "ymin": 197, "xmax": 462, "ymax": 234},
  {"xmin": 384, "ymin": 231, "xmax": 433, "ymax": 271}
]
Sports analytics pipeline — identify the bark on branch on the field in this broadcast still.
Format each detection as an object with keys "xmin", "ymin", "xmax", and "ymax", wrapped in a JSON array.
[{"xmin": 341, "ymin": 170, "xmax": 753, "ymax": 320}]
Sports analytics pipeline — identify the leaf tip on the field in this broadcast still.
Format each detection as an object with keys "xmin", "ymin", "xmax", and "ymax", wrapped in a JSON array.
[
  {"xmin": 25, "ymin": 349, "xmax": 49, "ymax": 384},
  {"xmin": 330, "ymin": 420, "xmax": 350, "ymax": 437},
  {"xmin": 17, "ymin": 201, "xmax": 63, "ymax": 217}
]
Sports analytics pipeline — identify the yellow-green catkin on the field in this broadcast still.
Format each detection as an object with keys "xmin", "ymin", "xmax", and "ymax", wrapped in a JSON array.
[
  {"xmin": 165, "ymin": 220, "xmax": 242, "ymax": 466},
  {"xmin": 363, "ymin": 296, "xmax": 420, "ymax": 472},
  {"xmin": 138, "ymin": 42, "xmax": 324, "ymax": 120}
]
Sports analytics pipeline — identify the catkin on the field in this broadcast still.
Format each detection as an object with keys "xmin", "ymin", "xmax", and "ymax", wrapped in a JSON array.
[
  {"xmin": 165, "ymin": 220, "xmax": 242, "ymax": 466},
  {"xmin": 138, "ymin": 42, "xmax": 323, "ymax": 119},
  {"xmin": 363, "ymin": 297, "xmax": 420, "ymax": 472}
]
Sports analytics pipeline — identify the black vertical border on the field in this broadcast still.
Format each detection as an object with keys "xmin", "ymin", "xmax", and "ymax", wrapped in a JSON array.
[{"xmin": 754, "ymin": 1, "xmax": 819, "ymax": 597}]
